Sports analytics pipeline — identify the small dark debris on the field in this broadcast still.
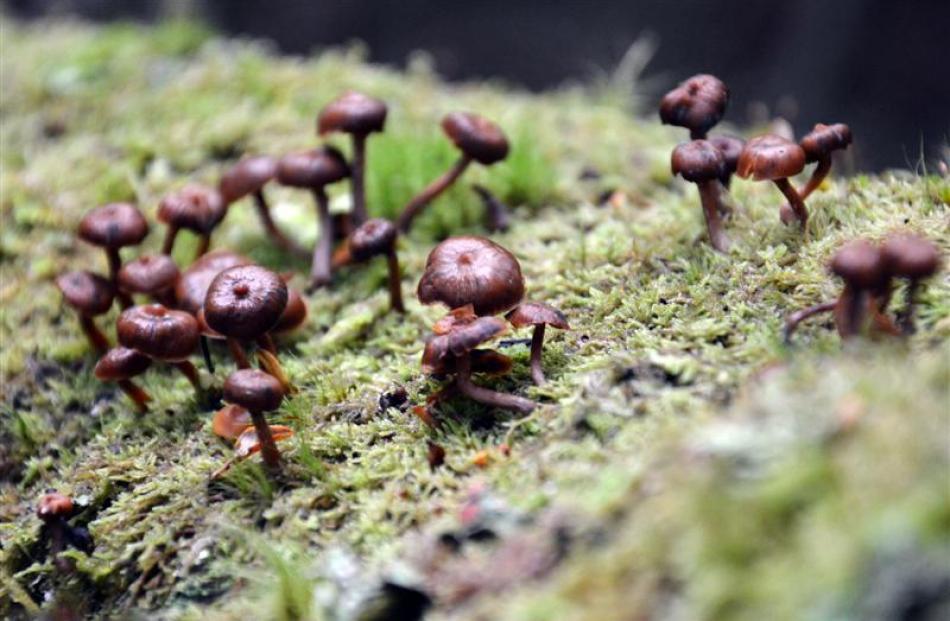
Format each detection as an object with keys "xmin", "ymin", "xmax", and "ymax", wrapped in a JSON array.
[
  {"xmin": 497, "ymin": 338, "xmax": 531, "ymax": 348},
  {"xmin": 358, "ymin": 582, "xmax": 432, "ymax": 621},
  {"xmin": 426, "ymin": 441, "xmax": 445, "ymax": 470},
  {"xmin": 578, "ymin": 166, "xmax": 602, "ymax": 181},
  {"xmin": 379, "ymin": 387, "xmax": 409, "ymax": 412}
]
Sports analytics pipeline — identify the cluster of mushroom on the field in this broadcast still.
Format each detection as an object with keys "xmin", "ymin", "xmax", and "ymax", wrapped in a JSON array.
[{"xmin": 663, "ymin": 74, "xmax": 852, "ymax": 251}]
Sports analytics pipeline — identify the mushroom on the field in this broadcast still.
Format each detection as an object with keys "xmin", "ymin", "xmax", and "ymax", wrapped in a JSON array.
[
  {"xmin": 396, "ymin": 112, "xmax": 509, "ymax": 233},
  {"xmin": 338, "ymin": 218, "xmax": 404, "ymax": 312},
  {"xmin": 234, "ymin": 425, "xmax": 295, "ymax": 460},
  {"xmin": 158, "ymin": 184, "xmax": 227, "ymax": 259},
  {"xmin": 212, "ymin": 403, "xmax": 252, "ymax": 440},
  {"xmin": 77, "ymin": 202, "xmax": 149, "ymax": 308},
  {"xmin": 116, "ymin": 304, "xmax": 202, "ymax": 393},
  {"xmin": 506, "ymin": 302, "xmax": 570, "ymax": 385},
  {"xmin": 276, "ymin": 146, "xmax": 350, "ymax": 289},
  {"xmin": 417, "ymin": 236, "xmax": 525, "ymax": 317},
  {"xmin": 881, "ymin": 233, "xmax": 941, "ymax": 334},
  {"xmin": 671, "ymin": 140, "xmax": 732, "ymax": 252},
  {"xmin": 708, "ymin": 134, "xmax": 746, "ymax": 189},
  {"xmin": 117, "ymin": 254, "xmax": 180, "ymax": 307},
  {"xmin": 94, "ymin": 346, "xmax": 152, "ymax": 414},
  {"xmin": 798, "ymin": 123, "xmax": 852, "ymax": 199},
  {"xmin": 659, "ymin": 74, "xmax": 729, "ymax": 140},
  {"xmin": 472, "ymin": 184, "xmax": 510, "ymax": 232},
  {"xmin": 737, "ymin": 134, "xmax": 809, "ymax": 229},
  {"xmin": 272, "ymin": 286, "xmax": 308, "ymax": 335},
  {"xmin": 175, "ymin": 250, "xmax": 252, "ymax": 315},
  {"xmin": 56, "ymin": 271, "xmax": 114, "ymax": 354},
  {"xmin": 36, "ymin": 492, "xmax": 92, "ymax": 570},
  {"xmin": 222, "ymin": 369, "xmax": 286, "ymax": 468},
  {"xmin": 317, "ymin": 91, "xmax": 388, "ymax": 226}
]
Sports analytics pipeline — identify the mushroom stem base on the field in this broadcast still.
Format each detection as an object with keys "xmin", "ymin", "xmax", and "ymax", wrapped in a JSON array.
[
  {"xmin": 249, "ymin": 410, "xmax": 281, "ymax": 469},
  {"xmin": 79, "ymin": 314, "xmax": 110, "ymax": 355},
  {"xmin": 386, "ymin": 251, "xmax": 405, "ymax": 313},
  {"xmin": 698, "ymin": 181, "xmax": 730, "ymax": 253},
  {"xmin": 455, "ymin": 356, "xmax": 536, "ymax": 414},
  {"xmin": 529, "ymin": 324, "xmax": 547, "ymax": 385},
  {"xmin": 117, "ymin": 379, "xmax": 151, "ymax": 414}
]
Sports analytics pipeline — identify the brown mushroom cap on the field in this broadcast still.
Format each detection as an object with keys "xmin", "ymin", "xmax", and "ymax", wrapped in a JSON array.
[
  {"xmin": 421, "ymin": 315, "xmax": 507, "ymax": 373},
  {"xmin": 117, "ymin": 304, "xmax": 200, "ymax": 362},
  {"xmin": 506, "ymin": 301, "xmax": 570, "ymax": 330},
  {"xmin": 212, "ymin": 404, "xmax": 253, "ymax": 440},
  {"xmin": 708, "ymin": 134, "xmax": 746, "ymax": 175},
  {"xmin": 223, "ymin": 369, "xmax": 285, "ymax": 412},
  {"xmin": 881, "ymin": 233, "xmax": 941, "ymax": 279},
  {"xmin": 432, "ymin": 304, "xmax": 477, "ymax": 335},
  {"xmin": 94, "ymin": 346, "xmax": 152, "ymax": 381},
  {"xmin": 441, "ymin": 112, "xmax": 510, "ymax": 165},
  {"xmin": 56, "ymin": 271, "xmax": 115, "ymax": 316},
  {"xmin": 736, "ymin": 134, "xmax": 807, "ymax": 181},
  {"xmin": 800, "ymin": 123, "xmax": 853, "ymax": 163},
  {"xmin": 830, "ymin": 239, "xmax": 887, "ymax": 289},
  {"xmin": 659, "ymin": 74, "xmax": 729, "ymax": 136},
  {"xmin": 219, "ymin": 155, "xmax": 278, "ymax": 204},
  {"xmin": 417, "ymin": 236, "xmax": 525, "ymax": 316},
  {"xmin": 175, "ymin": 250, "xmax": 251, "ymax": 314},
  {"xmin": 349, "ymin": 218, "xmax": 397, "ymax": 262},
  {"xmin": 157, "ymin": 184, "xmax": 227, "ymax": 234},
  {"xmin": 78, "ymin": 203, "xmax": 149, "ymax": 249},
  {"xmin": 317, "ymin": 91, "xmax": 388, "ymax": 136},
  {"xmin": 118, "ymin": 254, "xmax": 180, "ymax": 295},
  {"xmin": 272, "ymin": 287, "xmax": 307, "ymax": 334},
  {"xmin": 276, "ymin": 146, "xmax": 349, "ymax": 189},
  {"xmin": 37, "ymin": 492, "xmax": 74, "ymax": 520},
  {"xmin": 204, "ymin": 265, "xmax": 288, "ymax": 339},
  {"xmin": 671, "ymin": 140, "xmax": 726, "ymax": 183}
]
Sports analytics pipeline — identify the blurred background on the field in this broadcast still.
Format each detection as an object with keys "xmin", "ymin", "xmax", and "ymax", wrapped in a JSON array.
[{"xmin": 5, "ymin": 0, "xmax": 949, "ymax": 171}]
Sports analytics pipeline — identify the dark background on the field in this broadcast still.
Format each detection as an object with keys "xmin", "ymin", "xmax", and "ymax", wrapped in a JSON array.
[{"xmin": 6, "ymin": 0, "xmax": 949, "ymax": 171}]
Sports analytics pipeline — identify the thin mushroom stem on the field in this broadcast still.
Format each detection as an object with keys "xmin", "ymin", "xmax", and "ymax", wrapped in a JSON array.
[
  {"xmin": 195, "ymin": 234, "xmax": 211, "ymax": 260},
  {"xmin": 199, "ymin": 335, "xmax": 214, "ymax": 373},
  {"xmin": 773, "ymin": 177, "xmax": 808, "ymax": 230},
  {"xmin": 172, "ymin": 360, "xmax": 201, "ymax": 391},
  {"xmin": 783, "ymin": 300, "xmax": 836, "ymax": 343},
  {"xmin": 800, "ymin": 156, "xmax": 832, "ymax": 200},
  {"xmin": 454, "ymin": 355, "xmax": 536, "ymax": 414},
  {"xmin": 697, "ymin": 180, "xmax": 730, "ymax": 252},
  {"xmin": 309, "ymin": 187, "xmax": 333, "ymax": 289},
  {"xmin": 257, "ymin": 349, "xmax": 293, "ymax": 394},
  {"xmin": 161, "ymin": 225, "xmax": 179, "ymax": 256},
  {"xmin": 529, "ymin": 324, "xmax": 547, "ymax": 385},
  {"xmin": 350, "ymin": 133, "xmax": 369, "ymax": 225},
  {"xmin": 227, "ymin": 338, "xmax": 251, "ymax": 369},
  {"xmin": 396, "ymin": 155, "xmax": 471, "ymax": 233},
  {"xmin": 472, "ymin": 184, "xmax": 510, "ymax": 232},
  {"xmin": 117, "ymin": 379, "xmax": 151, "ymax": 414},
  {"xmin": 253, "ymin": 189, "xmax": 308, "ymax": 258},
  {"xmin": 106, "ymin": 248, "xmax": 133, "ymax": 308},
  {"xmin": 257, "ymin": 333, "xmax": 278, "ymax": 355},
  {"xmin": 833, "ymin": 285, "xmax": 867, "ymax": 339},
  {"xmin": 78, "ymin": 314, "xmax": 110, "ymax": 354},
  {"xmin": 385, "ymin": 250, "xmax": 405, "ymax": 313},
  {"xmin": 248, "ymin": 409, "xmax": 281, "ymax": 469}
]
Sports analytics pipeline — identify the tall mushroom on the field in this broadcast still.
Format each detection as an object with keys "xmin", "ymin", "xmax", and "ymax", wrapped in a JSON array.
[
  {"xmin": 222, "ymin": 369, "xmax": 286, "ymax": 469},
  {"xmin": 737, "ymin": 134, "xmax": 808, "ymax": 229},
  {"xmin": 158, "ymin": 184, "xmax": 227, "ymax": 259},
  {"xmin": 659, "ymin": 74, "xmax": 729, "ymax": 140},
  {"xmin": 671, "ymin": 140, "xmax": 732, "ymax": 252},
  {"xmin": 56, "ymin": 271, "xmax": 114, "ymax": 354},
  {"xmin": 78, "ymin": 203, "xmax": 149, "ymax": 308},
  {"xmin": 880, "ymin": 233, "xmax": 941, "ymax": 334},
  {"xmin": 118, "ymin": 254, "xmax": 180, "ymax": 307},
  {"xmin": 396, "ymin": 112, "xmax": 509, "ymax": 233},
  {"xmin": 116, "ymin": 304, "xmax": 202, "ymax": 394},
  {"xmin": 338, "ymin": 218, "xmax": 404, "ymax": 313},
  {"xmin": 94, "ymin": 346, "xmax": 152, "ymax": 414},
  {"xmin": 798, "ymin": 123, "xmax": 852, "ymax": 199},
  {"xmin": 506, "ymin": 302, "xmax": 570, "ymax": 385}
]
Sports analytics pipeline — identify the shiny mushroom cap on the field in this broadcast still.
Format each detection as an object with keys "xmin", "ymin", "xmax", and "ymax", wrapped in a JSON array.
[
  {"xmin": 830, "ymin": 239, "xmax": 888, "ymax": 289},
  {"xmin": 800, "ymin": 123, "xmax": 852, "ymax": 163},
  {"xmin": 94, "ymin": 346, "xmax": 152, "ymax": 381},
  {"xmin": 117, "ymin": 304, "xmax": 200, "ymax": 362},
  {"xmin": 671, "ymin": 140, "xmax": 726, "ymax": 183},
  {"xmin": 175, "ymin": 250, "xmax": 251, "ymax": 314},
  {"xmin": 736, "ymin": 134, "xmax": 807, "ymax": 181},
  {"xmin": 317, "ymin": 91, "xmax": 388, "ymax": 136},
  {"xmin": 659, "ymin": 74, "xmax": 729, "ymax": 137},
  {"xmin": 78, "ymin": 203, "xmax": 149, "ymax": 249},
  {"xmin": 506, "ymin": 301, "xmax": 570, "ymax": 330},
  {"xmin": 56, "ymin": 270, "xmax": 115, "ymax": 316},
  {"xmin": 204, "ymin": 265, "xmax": 288, "ymax": 339},
  {"xmin": 118, "ymin": 254, "xmax": 180, "ymax": 295},
  {"xmin": 276, "ymin": 146, "xmax": 349, "ymax": 189},
  {"xmin": 272, "ymin": 287, "xmax": 307, "ymax": 334},
  {"xmin": 881, "ymin": 233, "xmax": 941, "ymax": 279},
  {"xmin": 417, "ymin": 236, "xmax": 525, "ymax": 316},
  {"xmin": 441, "ymin": 112, "xmax": 510, "ymax": 165},
  {"xmin": 219, "ymin": 155, "xmax": 278, "ymax": 204},
  {"xmin": 349, "ymin": 218, "xmax": 397, "ymax": 262},
  {"xmin": 157, "ymin": 184, "xmax": 227, "ymax": 234},
  {"xmin": 37, "ymin": 492, "xmax": 74, "ymax": 520},
  {"xmin": 223, "ymin": 369, "xmax": 285, "ymax": 412},
  {"xmin": 421, "ymin": 316, "xmax": 507, "ymax": 374},
  {"xmin": 708, "ymin": 134, "xmax": 746, "ymax": 175}
]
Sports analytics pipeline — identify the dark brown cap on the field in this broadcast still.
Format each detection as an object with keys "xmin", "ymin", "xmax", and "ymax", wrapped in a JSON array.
[
  {"xmin": 37, "ymin": 492, "xmax": 74, "ymax": 520},
  {"xmin": 157, "ymin": 184, "xmax": 227, "ymax": 234},
  {"xmin": 204, "ymin": 265, "xmax": 288, "ymax": 339},
  {"xmin": 830, "ymin": 239, "xmax": 887, "ymax": 289},
  {"xmin": 708, "ymin": 134, "xmax": 746, "ymax": 177},
  {"xmin": 118, "ymin": 254, "xmax": 180, "ymax": 295},
  {"xmin": 94, "ymin": 346, "xmax": 152, "ymax": 381},
  {"xmin": 737, "ymin": 134, "xmax": 806, "ymax": 181},
  {"xmin": 881, "ymin": 233, "xmax": 941, "ymax": 279},
  {"xmin": 417, "ymin": 236, "xmax": 525, "ymax": 316},
  {"xmin": 175, "ymin": 250, "xmax": 251, "ymax": 314},
  {"xmin": 421, "ymin": 315, "xmax": 507, "ymax": 373},
  {"xmin": 317, "ymin": 91, "xmax": 388, "ymax": 136},
  {"xmin": 659, "ymin": 74, "xmax": 729, "ymax": 137},
  {"xmin": 349, "ymin": 218, "xmax": 397, "ymax": 262},
  {"xmin": 800, "ymin": 123, "xmax": 852, "ymax": 163},
  {"xmin": 219, "ymin": 155, "xmax": 278, "ymax": 204},
  {"xmin": 506, "ymin": 301, "xmax": 570, "ymax": 330},
  {"xmin": 212, "ymin": 403, "xmax": 252, "ymax": 440},
  {"xmin": 441, "ymin": 112, "xmax": 509, "ymax": 165},
  {"xmin": 671, "ymin": 140, "xmax": 726, "ymax": 183},
  {"xmin": 272, "ymin": 287, "xmax": 307, "ymax": 334},
  {"xmin": 276, "ymin": 146, "xmax": 349, "ymax": 189},
  {"xmin": 117, "ymin": 304, "xmax": 200, "ymax": 362},
  {"xmin": 78, "ymin": 203, "xmax": 149, "ymax": 249},
  {"xmin": 56, "ymin": 270, "xmax": 114, "ymax": 316},
  {"xmin": 223, "ymin": 369, "xmax": 285, "ymax": 412}
]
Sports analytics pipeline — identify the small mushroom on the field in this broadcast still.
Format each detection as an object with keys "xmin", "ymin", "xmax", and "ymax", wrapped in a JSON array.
[
  {"xmin": 277, "ymin": 147, "xmax": 350, "ymax": 289},
  {"xmin": 223, "ymin": 369, "xmax": 286, "ymax": 468},
  {"xmin": 116, "ymin": 304, "xmax": 202, "ymax": 393},
  {"xmin": 117, "ymin": 254, "xmax": 180, "ymax": 307},
  {"xmin": 36, "ymin": 492, "xmax": 91, "ymax": 570},
  {"xmin": 708, "ymin": 134, "xmax": 746, "ymax": 189},
  {"xmin": 56, "ymin": 271, "xmax": 114, "ymax": 354},
  {"xmin": 506, "ymin": 302, "xmax": 570, "ymax": 385},
  {"xmin": 396, "ymin": 112, "xmax": 509, "ymax": 233},
  {"xmin": 880, "ymin": 233, "xmax": 941, "ymax": 334},
  {"xmin": 272, "ymin": 286, "xmax": 308, "ymax": 335},
  {"xmin": 671, "ymin": 140, "xmax": 732, "ymax": 252},
  {"xmin": 78, "ymin": 203, "xmax": 149, "ymax": 308},
  {"xmin": 472, "ymin": 183, "xmax": 510, "ymax": 232},
  {"xmin": 317, "ymin": 91, "xmax": 388, "ymax": 226},
  {"xmin": 737, "ymin": 134, "xmax": 809, "ymax": 229},
  {"xmin": 175, "ymin": 250, "xmax": 252, "ymax": 315},
  {"xmin": 158, "ymin": 184, "xmax": 227, "ymax": 259},
  {"xmin": 417, "ymin": 236, "xmax": 525, "ymax": 316},
  {"xmin": 798, "ymin": 123, "xmax": 852, "ymax": 199},
  {"xmin": 212, "ymin": 403, "xmax": 252, "ymax": 440},
  {"xmin": 659, "ymin": 74, "xmax": 729, "ymax": 140},
  {"xmin": 94, "ymin": 346, "xmax": 153, "ymax": 414},
  {"xmin": 830, "ymin": 239, "xmax": 891, "ymax": 339},
  {"xmin": 340, "ymin": 218, "xmax": 404, "ymax": 312}
]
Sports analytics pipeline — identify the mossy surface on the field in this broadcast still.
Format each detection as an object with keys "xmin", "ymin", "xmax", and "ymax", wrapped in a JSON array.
[{"xmin": 1, "ymin": 17, "xmax": 948, "ymax": 621}]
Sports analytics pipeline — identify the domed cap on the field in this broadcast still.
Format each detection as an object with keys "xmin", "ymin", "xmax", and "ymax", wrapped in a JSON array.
[
  {"xmin": 881, "ymin": 233, "xmax": 940, "ymax": 279},
  {"xmin": 317, "ymin": 91, "xmax": 388, "ymax": 136},
  {"xmin": 708, "ymin": 134, "xmax": 746, "ymax": 176},
  {"xmin": 78, "ymin": 203, "xmax": 149, "ymax": 249},
  {"xmin": 175, "ymin": 250, "xmax": 251, "ymax": 314},
  {"xmin": 37, "ymin": 492, "xmax": 74, "ymax": 520},
  {"xmin": 273, "ymin": 287, "xmax": 307, "ymax": 334},
  {"xmin": 212, "ymin": 404, "xmax": 252, "ymax": 440},
  {"xmin": 117, "ymin": 304, "xmax": 200, "ymax": 362},
  {"xmin": 94, "ymin": 346, "xmax": 152, "ymax": 381},
  {"xmin": 349, "ymin": 218, "xmax": 397, "ymax": 262},
  {"xmin": 800, "ymin": 123, "xmax": 852, "ymax": 163},
  {"xmin": 276, "ymin": 146, "xmax": 349, "ymax": 189},
  {"xmin": 659, "ymin": 74, "xmax": 729, "ymax": 137},
  {"xmin": 157, "ymin": 184, "xmax": 227, "ymax": 234},
  {"xmin": 56, "ymin": 270, "xmax": 114, "ymax": 316},
  {"xmin": 204, "ymin": 265, "xmax": 288, "ymax": 339},
  {"xmin": 830, "ymin": 239, "xmax": 887, "ymax": 289},
  {"xmin": 417, "ymin": 236, "xmax": 525, "ymax": 316},
  {"xmin": 671, "ymin": 140, "xmax": 726, "ymax": 182},
  {"xmin": 506, "ymin": 301, "xmax": 570, "ymax": 330},
  {"xmin": 421, "ymin": 316, "xmax": 507, "ymax": 373},
  {"xmin": 737, "ymin": 134, "xmax": 806, "ymax": 181},
  {"xmin": 118, "ymin": 254, "xmax": 180, "ymax": 295},
  {"xmin": 219, "ymin": 155, "xmax": 278, "ymax": 204},
  {"xmin": 441, "ymin": 112, "xmax": 509, "ymax": 165},
  {"xmin": 223, "ymin": 369, "xmax": 285, "ymax": 412}
]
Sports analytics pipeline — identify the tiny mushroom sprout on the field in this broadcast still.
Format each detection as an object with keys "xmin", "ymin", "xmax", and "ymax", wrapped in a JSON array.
[
  {"xmin": 737, "ymin": 134, "xmax": 809, "ymax": 229},
  {"xmin": 799, "ymin": 123, "xmax": 852, "ymax": 199},
  {"xmin": 708, "ymin": 134, "xmax": 746, "ymax": 189},
  {"xmin": 117, "ymin": 304, "xmax": 202, "ymax": 394},
  {"xmin": 659, "ymin": 74, "xmax": 729, "ymax": 140},
  {"xmin": 277, "ymin": 146, "xmax": 350, "ymax": 289},
  {"xmin": 223, "ymin": 369, "xmax": 287, "ymax": 469},
  {"xmin": 78, "ymin": 202, "xmax": 149, "ymax": 308},
  {"xmin": 158, "ymin": 184, "xmax": 227, "ymax": 259},
  {"xmin": 56, "ymin": 270, "xmax": 115, "ymax": 354},
  {"xmin": 317, "ymin": 91, "xmax": 388, "ymax": 226},
  {"xmin": 339, "ymin": 218, "xmax": 405, "ymax": 313},
  {"xmin": 37, "ymin": 492, "xmax": 92, "ymax": 569},
  {"xmin": 396, "ymin": 112, "xmax": 510, "ymax": 233},
  {"xmin": 94, "ymin": 346, "xmax": 153, "ymax": 413},
  {"xmin": 881, "ymin": 233, "xmax": 941, "ymax": 334},
  {"xmin": 672, "ymin": 140, "xmax": 732, "ymax": 252},
  {"xmin": 118, "ymin": 254, "xmax": 180, "ymax": 307},
  {"xmin": 506, "ymin": 301, "xmax": 570, "ymax": 386}
]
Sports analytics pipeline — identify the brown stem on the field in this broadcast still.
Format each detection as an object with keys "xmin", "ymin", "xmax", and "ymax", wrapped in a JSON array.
[
  {"xmin": 351, "ymin": 133, "xmax": 369, "ymax": 225},
  {"xmin": 897, "ymin": 279, "xmax": 921, "ymax": 335},
  {"xmin": 161, "ymin": 225, "xmax": 178, "ymax": 256},
  {"xmin": 783, "ymin": 301, "xmax": 836, "ymax": 343},
  {"xmin": 172, "ymin": 360, "xmax": 201, "ymax": 391},
  {"xmin": 249, "ymin": 410, "xmax": 281, "ymax": 469},
  {"xmin": 332, "ymin": 213, "xmax": 353, "ymax": 241},
  {"xmin": 106, "ymin": 248, "xmax": 132, "ymax": 308},
  {"xmin": 253, "ymin": 190, "xmax": 308, "ymax": 258},
  {"xmin": 800, "ymin": 157, "xmax": 832, "ymax": 200},
  {"xmin": 257, "ymin": 333, "xmax": 277, "ymax": 354},
  {"xmin": 199, "ymin": 335, "xmax": 214, "ymax": 373},
  {"xmin": 833, "ymin": 285, "xmax": 866, "ymax": 339},
  {"xmin": 309, "ymin": 187, "xmax": 333, "ymax": 289},
  {"xmin": 227, "ymin": 338, "xmax": 250, "ymax": 369},
  {"xmin": 697, "ymin": 180, "xmax": 730, "ymax": 252},
  {"xmin": 689, "ymin": 128, "xmax": 706, "ymax": 140},
  {"xmin": 386, "ymin": 251, "xmax": 405, "ymax": 313},
  {"xmin": 396, "ymin": 155, "xmax": 471, "ymax": 232},
  {"xmin": 454, "ymin": 355, "xmax": 536, "ymax": 414},
  {"xmin": 79, "ymin": 314, "xmax": 110, "ymax": 354},
  {"xmin": 195, "ymin": 234, "xmax": 211, "ymax": 260},
  {"xmin": 529, "ymin": 324, "xmax": 547, "ymax": 386},
  {"xmin": 117, "ymin": 379, "xmax": 151, "ymax": 414},
  {"xmin": 257, "ymin": 349, "xmax": 293, "ymax": 394},
  {"xmin": 472, "ymin": 184, "xmax": 510, "ymax": 232},
  {"xmin": 773, "ymin": 177, "xmax": 808, "ymax": 230}
]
